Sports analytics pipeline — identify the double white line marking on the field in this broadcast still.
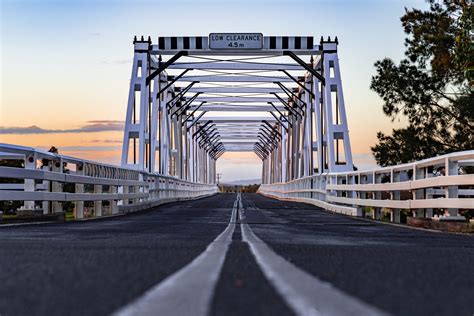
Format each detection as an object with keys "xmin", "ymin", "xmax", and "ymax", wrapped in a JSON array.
[
  {"xmin": 239, "ymin": 195, "xmax": 386, "ymax": 315},
  {"xmin": 114, "ymin": 197, "xmax": 238, "ymax": 316},
  {"xmin": 116, "ymin": 193, "xmax": 387, "ymax": 316}
]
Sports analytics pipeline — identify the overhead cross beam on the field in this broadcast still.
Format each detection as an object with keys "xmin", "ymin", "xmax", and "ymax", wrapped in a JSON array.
[
  {"xmin": 283, "ymin": 50, "xmax": 325, "ymax": 84},
  {"xmin": 185, "ymin": 102, "xmax": 207, "ymax": 122},
  {"xmin": 187, "ymin": 111, "xmax": 207, "ymax": 129},
  {"xmin": 167, "ymin": 81, "xmax": 198, "ymax": 109},
  {"xmin": 146, "ymin": 50, "xmax": 188, "ymax": 85},
  {"xmin": 268, "ymin": 112, "xmax": 289, "ymax": 132},
  {"xmin": 168, "ymin": 62, "xmax": 304, "ymax": 71},
  {"xmin": 275, "ymin": 82, "xmax": 306, "ymax": 108},
  {"xmin": 192, "ymin": 120, "xmax": 213, "ymax": 138},
  {"xmin": 157, "ymin": 69, "xmax": 191, "ymax": 96},
  {"xmin": 271, "ymin": 93, "xmax": 302, "ymax": 118},
  {"xmin": 268, "ymin": 102, "xmax": 292, "ymax": 127},
  {"xmin": 171, "ymin": 92, "xmax": 201, "ymax": 117},
  {"xmin": 280, "ymin": 70, "xmax": 315, "ymax": 98}
]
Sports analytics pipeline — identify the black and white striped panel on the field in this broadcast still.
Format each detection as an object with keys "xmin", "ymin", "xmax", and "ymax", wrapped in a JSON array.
[
  {"xmin": 156, "ymin": 36, "xmax": 314, "ymax": 50},
  {"xmin": 264, "ymin": 36, "xmax": 314, "ymax": 50},
  {"xmin": 157, "ymin": 37, "xmax": 209, "ymax": 50}
]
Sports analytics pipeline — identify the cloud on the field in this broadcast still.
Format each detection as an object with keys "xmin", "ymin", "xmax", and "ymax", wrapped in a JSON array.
[
  {"xmin": 37, "ymin": 145, "xmax": 120, "ymax": 152},
  {"xmin": 0, "ymin": 120, "xmax": 124, "ymax": 135},
  {"xmin": 89, "ymin": 139, "xmax": 123, "ymax": 143}
]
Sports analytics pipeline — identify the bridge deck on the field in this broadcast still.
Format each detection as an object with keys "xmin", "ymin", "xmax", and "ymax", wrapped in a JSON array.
[{"xmin": 0, "ymin": 194, "xmax": 472, "ymax": 316}]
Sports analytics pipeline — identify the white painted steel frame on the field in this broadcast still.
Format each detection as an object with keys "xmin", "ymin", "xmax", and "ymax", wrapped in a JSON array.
[{"xmin": 121, "ymin": 37, "xmax": 353, "ymax": 188}]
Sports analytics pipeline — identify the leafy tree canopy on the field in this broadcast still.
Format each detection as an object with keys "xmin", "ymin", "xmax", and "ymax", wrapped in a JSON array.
[{"xmin": 370, "ymin": 0, "xmax": 473, "ymax": 166}]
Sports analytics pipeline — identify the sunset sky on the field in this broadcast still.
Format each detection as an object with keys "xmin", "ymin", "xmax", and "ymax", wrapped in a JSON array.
[{"xmin": 0, "ymin": 0, "xmax": 426, "ymax": 181}]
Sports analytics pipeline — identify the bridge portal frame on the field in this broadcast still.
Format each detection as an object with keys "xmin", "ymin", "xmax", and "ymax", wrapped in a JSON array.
[{"xmin": 120, "ymin": 35, "xmax": 354, "ymax": 185}]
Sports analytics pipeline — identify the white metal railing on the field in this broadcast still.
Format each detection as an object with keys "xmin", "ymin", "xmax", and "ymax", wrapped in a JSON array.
[
  {"xmin": 259, "ymin": 151, "xmax": 474, "ymax": 223},
  {"xmin": 0, "ymin": 143, "xmax": 217, "ymax": 220}
]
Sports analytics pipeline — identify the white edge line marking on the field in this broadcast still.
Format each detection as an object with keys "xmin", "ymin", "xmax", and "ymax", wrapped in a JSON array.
[
  {"xmin": 114, "ymin": 194, "xmax": 238, "ymax": 316},
  {"xmin": 240, "ymin": 205, "xmax": 389, "ymax": 316}
]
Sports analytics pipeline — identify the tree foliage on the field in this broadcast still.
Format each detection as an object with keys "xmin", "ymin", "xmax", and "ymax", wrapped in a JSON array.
[{"xmin": 370, "ymin": 0, "xmax": 473, "ymax": 166}]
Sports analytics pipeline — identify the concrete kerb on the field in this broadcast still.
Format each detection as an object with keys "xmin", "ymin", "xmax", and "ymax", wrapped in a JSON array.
[
  {"xmin": 0, "ymin": 192, "xmax": 219, "ymax": 228},
  {"xmin": 258, "ymin": 191, "xmax": 358, "ymax": 216},
  {"xmin": 257, "ymin": 191, "xmax": 471, "ymax": 235}
]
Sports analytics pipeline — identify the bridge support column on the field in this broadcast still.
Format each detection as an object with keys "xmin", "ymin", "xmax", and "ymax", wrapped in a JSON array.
[
  {"xmin": 312, "ymin": 76, "xmax": 323, "ymax": 174},
  {"xmin": 121, "ymin": 37, "xmax": 152, "ymax": 171},
  {"xmin": 281, "ymin": 127, "xmax": 288, "ymax": 182},
  {"xmin": 160, "ymin": 89, "xmax": 172, "ymax": 176},
  {"xmin": 150, "ymin": 74, "xmax": 162, "ymax": 174},
  {"xmin": 320, "ymin": 40, "xmax": 354, "ymax": 173},
  {"xmin": 301, "ymin": 87, "xmax": 313, "ymax": 177}
]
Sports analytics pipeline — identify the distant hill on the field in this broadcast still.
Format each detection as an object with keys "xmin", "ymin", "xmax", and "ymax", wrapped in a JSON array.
[{"xmin": 221, "ymin": 178, "xmax": 261, "ymax": 186}]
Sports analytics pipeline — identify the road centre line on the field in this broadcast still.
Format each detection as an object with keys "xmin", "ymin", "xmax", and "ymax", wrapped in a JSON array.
[
  {"xmin": 239, "ymin": 203, "xmax": 389, "ymax": 316},
  {"xmin": 114, "ymin": 195, "xmax": 239, "ymax": 316}
]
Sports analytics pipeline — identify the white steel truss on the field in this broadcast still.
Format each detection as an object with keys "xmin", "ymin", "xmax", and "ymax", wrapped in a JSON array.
[{"xmin": 121, "ymin": 35, "xmax": 354, "ymax": 184}]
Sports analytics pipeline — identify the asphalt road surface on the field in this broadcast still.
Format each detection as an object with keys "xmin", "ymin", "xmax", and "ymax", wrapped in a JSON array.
[{"xmin": 0, "ymin": 193, "xmax": 472, "ymax": 316}]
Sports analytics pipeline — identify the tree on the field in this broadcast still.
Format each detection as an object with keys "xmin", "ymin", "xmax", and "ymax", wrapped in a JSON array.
[{"xmin": 370, "ymin": 0, "xmax": 473, "ymax": 166}]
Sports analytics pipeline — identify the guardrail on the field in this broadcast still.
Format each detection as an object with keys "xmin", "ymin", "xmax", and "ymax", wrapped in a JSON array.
[
  {"xmin": 0, "ymin": 144, "xmax": 217, "ymax": 220},
  {"xmin": 259, "ymin": 151, "xmax": 474, "ymax": 223}
]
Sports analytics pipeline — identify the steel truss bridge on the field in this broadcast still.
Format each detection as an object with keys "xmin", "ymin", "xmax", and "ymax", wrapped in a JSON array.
[
  {"xmin": 0, "ymin": 34, "xmax": 473, "ymax": 316},
  {"xmin": 0, "ymin": 34, "xmax": 473, "ymax": 222},
  {"xmin": 121, "ymin": 35, "xmax": 353, "ymax": 184}
]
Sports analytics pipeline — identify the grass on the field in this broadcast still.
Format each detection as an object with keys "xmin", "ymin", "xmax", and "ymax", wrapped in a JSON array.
[
  {"xmin": 1, "ymin": 214, "xmax": 18, "ymax": 219},
  {"xmin": 65, "ymin": 212, "xmax": 75, "ymax": 221}
]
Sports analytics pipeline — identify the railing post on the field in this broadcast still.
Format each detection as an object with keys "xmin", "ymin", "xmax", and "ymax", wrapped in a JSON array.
[
  {"xmin": 149, "ymin": 178, "xmax": 156, "ymax": 201},
  {"xmin": 42, "ymin": 163, "xmax": 50, "ymax": 215},
  {"xmin": 445, "ymin": 158, "xmax": 459, "ymax": 217},
  {"xmin": 322, "ymin": 175, "xmax": 327, "ymax": 202},
  {"xmin": 109, "ymin": 184, "xmax": 118, "ymax": 215},
  {"xmin": 135, "ymin": 173, "xmax": 144, "ymax": 204},
  {"xmin": 374, "ymin": 172, "xmax": 382, "ymax": 220},
  {"xmin": 120, "ymin": 185, "xmax": 129, "ymax": 206},
  {"xmin": 390, "ymin": 169, "xmax": 401, "ymax": 223},
  {"xmin": 348, "ymin": 174, "xmax": 362, "ymax": 216},
  {"xmin": 359, "ymin": 174, "xmax": 367, "ymax": 215},
  {"xmin": 413, "ymin": 166, "xmax": 425, "ymax": 218},
  {"xmin": 74, "ymin": 164, "xmax": 84, "ymax": 219},
  {"xmin": 425, "ymin": 189, "xmax": 434, "ymax": 218},
  {"xmin": 157, "ymin": 179, "xmax": 162, "ymax": 199},
  {"xmin": 94, "ymin": 185, "xmax": 102, "ymax": 217},
  {"xmin": 23, "ymin": 153, "xmax": 36, "ymax": 213},
  {"xmin": 144, "ymin": 176, "xmax": 150, "ymax": 202},
  {"xmin": 51, "ymin": 159, "xmax": 63, "ymax": 213}
]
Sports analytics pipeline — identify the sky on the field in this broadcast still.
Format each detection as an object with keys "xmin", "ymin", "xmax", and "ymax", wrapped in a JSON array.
[{"xmin": 0, "ymin": 0, "xmax": 427, "ymax": 182}]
